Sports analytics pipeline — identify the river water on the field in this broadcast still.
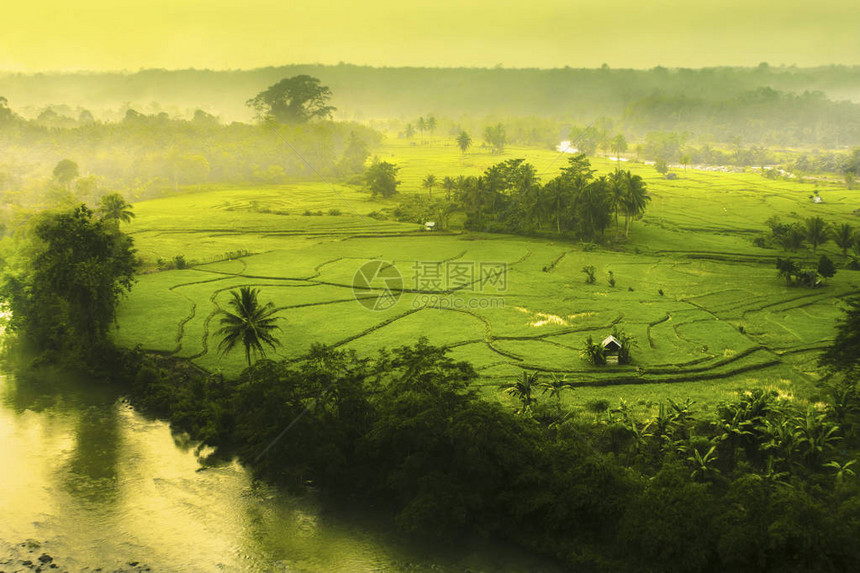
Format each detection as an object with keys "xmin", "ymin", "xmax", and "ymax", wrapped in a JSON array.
[{"xmin": 0, "ymin": 366, "xmax": 564, "ymax": 572}]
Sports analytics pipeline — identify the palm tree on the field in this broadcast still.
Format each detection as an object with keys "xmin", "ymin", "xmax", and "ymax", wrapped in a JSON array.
[
  {"xmin": 805, "ymin": 216, "xmax": 828, "ymax": 254},
  {"xmin": 441, "ymin": 176, "xmax": 456, "ymax": 200},
  {"xmin": 833, "ymin": 223, "xmax": 855, "ymax": 257},
  {"xmin": 422, "ymin": 174, "xmax": 437, "ymax": 199},
  {"xmin": 620, "ymin": 171, "xmax": 650, "ymax": 238},
  {"xmin": 502, "ymin": 371, "xmax": 540, "ymax": 414},
  {"xmin": 539, "ymin": 373, "xmax": 570, "ymax": 405},
  {"xmin": 216, "ymin": 287, "xmax": 282, "ymax": 369},
  {"xmin": 97, "ymin": 193, "xmax": 135, "ymax": 223},
  {"xmin": 456, "ymin": 130, "xmax": 472, "ymax": 155}
]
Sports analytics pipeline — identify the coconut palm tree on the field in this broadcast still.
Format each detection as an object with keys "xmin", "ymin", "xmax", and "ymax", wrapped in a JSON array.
[
  {"xmin": 501, "ymin": 371, "xmax": 540, "ymax": 414},
  {"xmin": 833, "ymin": 223, "xmax": 855, "ymax": 257},
  {"xmin": 620, "ymin": 171, "xmax": 650, "ymax": 238},
  {"xmin": 422, "ymin": 174, "xmax": 437, "ymax": 199},
  {"xmin": 805, "ymin": 216, "xmax": 828, "ymax": 254},
  {"xmin": 216, "ymin": 287, "xmax": 282, "ymax": 369},
  {"xmin": 456, "ymin": 130, "xmax": 472, "ymax": 154},
  {"xmin": 97, "ymin": 193, "xmax": 135, "ymax": 223}
]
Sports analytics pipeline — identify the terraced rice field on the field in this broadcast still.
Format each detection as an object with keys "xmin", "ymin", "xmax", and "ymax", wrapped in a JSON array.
[{"xmin": 114, "ymin": 138, "xmax": 860, "ymax": 414}]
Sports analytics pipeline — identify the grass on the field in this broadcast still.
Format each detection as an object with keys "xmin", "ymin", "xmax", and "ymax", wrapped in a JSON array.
[{"xmin": 113, "ymin": 136, "xmax": 860, "ymax": 417}]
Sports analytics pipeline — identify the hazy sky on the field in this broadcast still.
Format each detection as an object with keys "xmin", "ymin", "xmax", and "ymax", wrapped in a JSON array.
[{"xmin": 1, "ymin": 0, "xmax": 857, "ymax": 71}]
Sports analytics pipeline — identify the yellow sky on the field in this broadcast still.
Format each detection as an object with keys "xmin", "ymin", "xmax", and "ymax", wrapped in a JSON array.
[{"xmin": 1, "ymin": 0, "xmax": 857, "ymax": 71}]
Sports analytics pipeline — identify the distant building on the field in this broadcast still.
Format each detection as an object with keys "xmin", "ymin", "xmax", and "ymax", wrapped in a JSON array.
[
  {"xmin": 602, "ymin": 335, "xmax": 622, "ymax": 365},
  {"xmin": 813, "ymin": 195, "xmax": 823, "ymax": 204},
  {"xmin": 665, "ymin": 172, "xmax": 678, "ymax": 180},
  {"xmin": 424, "ymin": 221, "xmax": 437, "ymax": 231}
]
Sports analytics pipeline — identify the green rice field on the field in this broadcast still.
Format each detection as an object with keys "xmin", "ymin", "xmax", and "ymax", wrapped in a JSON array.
[{"xmin": 114, "ymin": 138, "xmax": 860, "ymax": 414}]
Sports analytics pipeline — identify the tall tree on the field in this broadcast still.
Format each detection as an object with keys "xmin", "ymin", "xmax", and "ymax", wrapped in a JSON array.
[
  {"xmin": 246, "ymin": 75, "xmax": 335, "ymax": 124},
  {"xmin": 483, "ymin": 123, "xmax": 506, "ymax": 154},
  {"xmin": 217, "ymin": 287, "xmax": 282, "ymax": 369},
  {"xmin": 365, "ymin": 159, "xmax": 400, "ymax": 198},
  {"xmin": 97, "ymin": 193, "xmax": 135, "ymax": 224},
  {"xmin": 4, "ymin": 205, "xmax": 137, "ymax": 360},
  {"xmin": 456, "ymin": 130, "xmax": 472, "ymax": 154},
  {"xmin": 833, "ymin": 223, "xmax": 855, "ymax": 257},
  {"xmin": 422, "ymin": 174, "xmax": 437, "ymax": 199},
  {"xmin": 610, "ymin": 134, "xmax": 628, "ymax": 167},
  {"xmin": 619, "ymin": 171, "xmax": 650, "ymax": 238},
  {"xmin": 820, "ymin": 297, "xmax": 860, "ymax": 375},
  {"xmin": 805, "ymin": 216, "xmax": 828, "ymax": 254},
  {"xmin": 53, "ymin": 159, "xmax": 79, "ymax": 190}
]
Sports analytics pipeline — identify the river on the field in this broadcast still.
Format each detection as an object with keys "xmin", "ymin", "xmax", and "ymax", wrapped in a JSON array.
[{"xmin": 0, "ymin": 365, "xmax": 565, "ymax": 572}]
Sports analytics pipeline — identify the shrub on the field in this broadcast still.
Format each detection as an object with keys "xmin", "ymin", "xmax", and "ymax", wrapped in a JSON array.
[{"xmin": 582, "ymin": 265, "xmax": 596, "ymax": 284}]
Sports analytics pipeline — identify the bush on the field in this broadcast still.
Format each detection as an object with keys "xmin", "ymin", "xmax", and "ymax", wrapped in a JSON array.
[
  {"xmin": 582, "ymin": 265, "xmax": 596, "ymax": 284},
  {"xmin": 328, "ymin": 208, "xmax": 342, "ymax": 216},
  {"xmin": 173, "ymin": 254, "xmax": 188, "ymax": 269}
]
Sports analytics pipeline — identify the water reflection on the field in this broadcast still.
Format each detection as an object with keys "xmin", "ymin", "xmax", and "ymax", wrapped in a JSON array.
[{"xmin": 0, "ymin": 367, "xmax": 565, "ymax": 572}]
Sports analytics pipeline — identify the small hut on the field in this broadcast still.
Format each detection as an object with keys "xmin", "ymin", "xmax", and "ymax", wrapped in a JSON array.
[
  {"xmin": 602, "ymin": 335, "xmax": 622, "ymax": 364},
  {"xmin": 424, "ymin": 221, "xmax": 437, "ymax": 231}
]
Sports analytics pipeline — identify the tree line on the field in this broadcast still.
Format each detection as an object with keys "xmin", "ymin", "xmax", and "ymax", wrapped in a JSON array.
[{"xmin": 389, "ymin": 155, "xmax": 650, "ymax": 241}]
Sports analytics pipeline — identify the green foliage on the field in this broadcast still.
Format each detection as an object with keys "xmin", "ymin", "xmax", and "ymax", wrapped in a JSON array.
[
  {"xmin": 97, "ymin": 193, "xmax": 135, "ymax": 224},
  {"xmin": 216, "ymin": 287, "xmax": 282, "ymax": 368},
  {"xmin": 365, "ymin": 159, "xmax": 400, "ymax": 198},
  {"xmin": 246, "ymin": 75, "xmax": 335, "ymax": 123},
  {"xmin": 654, "ymin": 158, "xmax": 669, "ymax": 175},
  {"xmin": 3, "ymin": 205, "xmax": 137, "ymax": 362},
  {"xmin": 804, "ymin": 216, "xmax": 828, "ymax": 254},
  {"xmin": 833, "ymin": 223, "xmax": 855, "ymax": 256},
  {"xmin": 483, "ymin": 123, "xmax": 506, "ymax": 154},
  {"xmin": 52, "ymin": 159, "xmax": 79, "ymax": 188},
  {"xmin": 336, "ymin": 131, "xmax": 370, "ymax": 174},
  {"xmin": 817, "ymin": 254, "xmax": 836, "ymax": 280},
  {"xmin": 821, "ymin": 297, "xmax": 860, "ymax": 376},
  {"xmin": 581, "ymin": 335, "xmax": 606, "ymax": 366},
  {"xmin": 455, "ymin": 130, "xmax": 472, "ymax": 154},
  {"xmin": 582, "ymin": 265, "xmax": 596, "ymax": 284}
]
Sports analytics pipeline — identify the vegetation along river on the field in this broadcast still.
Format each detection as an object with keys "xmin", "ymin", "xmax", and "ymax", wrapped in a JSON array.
[{"xmin": 0, "ymin": 364, "xmax": 564, "ymax": 572}]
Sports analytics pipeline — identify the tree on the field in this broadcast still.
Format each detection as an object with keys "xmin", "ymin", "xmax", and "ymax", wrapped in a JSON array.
[
  {"xmin": 582, "ymin": 265, "xmax": 596, "ymax": 284},
  {"xmin": 680, "ymin": 154, "xmax": 691, "ymax": 174},
  {"xmin": 776, "ymin": 257, "xmax": 800, "ymax": 284},
  {"xmin": 246, "ymin": 75, "xmax": 335, "ymax": 124},
  {"xmin": 404, "ymin": 123, "xmax": 415, "ymax": 139},
  {"xmin": 3, "ymin": 205, "xmax": 137, "ymax": 360},
  {"xmin": 483, "ymin": 123, "xmax": 506, "ymax": 154},
  {"xmin": 654, "ymin": 159, "xmax": 669, "ymax": 175},
  {"xmin": 834, "ymin": 223, "xmax": 855, "ymax": 257},
  {"xmin": 618, "ymin": 171, "xmax": 650, "ymax": 238},
  {"xmin": 216, "ymin": 287, "xmax": 282, "ymax": 369},
  {"xmin": 338, "ymin": 132, "xmax": 369, "ymax": 174},
  {"xmin": 821, "ymin": 297, "xmax": 860, "ymax": 375},
  {"xmin": 846, "ymin": 171, "xmax": 856, "ymax": 190},
  {"xmin": 610, "ymin": 134, "xmax": 628, "ymax": 166},
  {"xmin": 442, "ymin": 176, "xmax": 457, "ymax": 200},
  {"xmin": 818, "ymin": 255, "xmax": 836, "ymax": 282},
  {"xmin": 417, "ymin": 116, "xmax": 427, "ymax": 144},
  {"xmin": 365, "ymin": 159, "xmax": 400, "ymax": 198},
  {"xmin": 581, "ymin": 335, "xmax": 606, "ymax": 366},
  {"xmin": 422, "ymin": 174, "xmax": 437, "ymax": 199},
  {"xmin": 53, "ymin": 159, "xmax": 79, "ymax": 190},
  {"xmin": 97, "ymin": 193, "xmax": 135, "ymax": 224},
  {"xmin": 805, "ymin": 216, "xmax": 828, "ymax": 254},
  {"xmin": 456, "ymin": 130, "xmax": 472, "ymax": 154},
  {"xmin": 501, "ymin": 371, "xmax": 540, "ymax": 414}
]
